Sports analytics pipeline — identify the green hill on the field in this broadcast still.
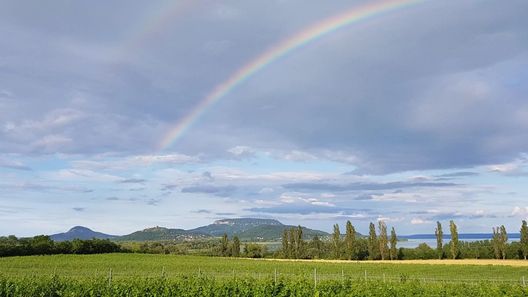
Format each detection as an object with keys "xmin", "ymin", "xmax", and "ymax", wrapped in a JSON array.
[{"xmin": 117, "ymin": 227, "xmax": 209, "ymax": 241}]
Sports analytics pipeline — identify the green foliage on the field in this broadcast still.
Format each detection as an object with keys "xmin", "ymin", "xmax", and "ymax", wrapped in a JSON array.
[
  {"xmin": 378, "ymin": 221, "xmax": 388, "ymax": 260},
  {"xmin": 521, "ymin": 220, "xmax": 528, "ymax": 260},
  {"xmin": 368, "ymin": 222, "xmax": 379, "ymax": 260},
  {"xmin": 344, "ymin": 221, "xmax": 357, "ymax": 260},
  {"xmin": 0, "ymin": 236, "xmax": 121, "ymax": 257},
  {"xmin": 435, "ymin": 221, "xmax": 443, "ymax": 259},
  {"xmin": 243, "ymin": 243, "xmax": 266, "ymax": 258},
  {"xmin": 389, "ymin": 227, "xmax": 397, "ymax": 260},
  {"xmin": 331, "ymin": 224, "xmax": 341, "ymax": 259},
  {"xmin": 449, "ymin": 220, "xmax": 459, "ymax": 259}
]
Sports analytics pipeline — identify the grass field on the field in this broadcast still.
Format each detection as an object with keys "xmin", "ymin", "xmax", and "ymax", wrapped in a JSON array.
[
  {"xmin": 2, "ymin": 254, "xmax": 528, "ymax": 296},
  {"xmin": 1, "ymin": 254, "xmax": 528, "ymax": 282}
]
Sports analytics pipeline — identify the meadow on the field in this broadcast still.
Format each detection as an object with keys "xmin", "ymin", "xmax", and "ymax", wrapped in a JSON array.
[{"xmin": 1, "ymin": 254, "xmax": 528, "ymax": 296}]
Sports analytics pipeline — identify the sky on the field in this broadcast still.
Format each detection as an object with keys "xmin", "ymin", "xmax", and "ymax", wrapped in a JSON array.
[{"xmin": 1, "ymin": 0, "xmax": 528, "ymax": 237}]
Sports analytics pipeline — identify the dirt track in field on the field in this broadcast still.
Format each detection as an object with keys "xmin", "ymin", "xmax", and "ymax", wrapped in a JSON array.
[{"xmin": 256, "ymin": 258, "xmax": 528, "ymax": 267}]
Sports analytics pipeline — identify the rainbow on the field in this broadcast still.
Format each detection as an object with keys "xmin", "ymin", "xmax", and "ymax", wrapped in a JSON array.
[{"xmin": 159, "ymin": 0, "xmax": 424, "ymax": 150}]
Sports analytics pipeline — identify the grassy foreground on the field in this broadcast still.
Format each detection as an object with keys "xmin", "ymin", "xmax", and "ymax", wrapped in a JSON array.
[{"xmin": 1, "ymin": 254, "xmax": 528, "ymax": 296}]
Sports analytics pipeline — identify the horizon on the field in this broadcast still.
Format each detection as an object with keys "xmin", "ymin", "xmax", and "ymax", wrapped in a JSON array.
[
  {"xmin": 6, "ymin": 217, "xmax": 526, "ymax": 238},
  {"xmin": 1, "ymin": 1, "xmax": 528, "ymax": 237}
]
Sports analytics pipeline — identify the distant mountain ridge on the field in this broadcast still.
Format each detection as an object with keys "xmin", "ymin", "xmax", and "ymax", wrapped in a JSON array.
[
  {"xmin": 49, "ymin": 218, "xmax": 328, "ymax": 242},
  {"xmin": 50, "ymin": 226, "xmax": 117, "ymax": 241}
]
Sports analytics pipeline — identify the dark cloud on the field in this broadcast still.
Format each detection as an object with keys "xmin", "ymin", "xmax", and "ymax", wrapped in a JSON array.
[
  {"xmin": 282, "ymin": 181, "xmax": 458, "ymax": 192},
  {"xmin": 0, "ymin": 1, "xmax": 525, "ymax": 175},
  {"xmin": 215, "ymin": 212, "xmax": 237, "ymax": 216},
  {"xmin": 192, "ymin": 209, "xmax": 212, "ymax": 214},
  {"xmin": 435, "ymin": 172, "xmax": 479, "ymax": 178},
  {"xmin": 181, "ymin": 185, "xmax": 236, "ymax": 197},
  {"xmin": 119, "ymin": 178, "xmax": 146, "ymax": 184},
  {"xmin": 248, "ymin": 203, "xmax": 370, "ymax": 215}
]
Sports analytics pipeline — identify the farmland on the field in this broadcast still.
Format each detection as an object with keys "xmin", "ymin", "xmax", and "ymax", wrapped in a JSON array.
[{"xmin": 1, "ymin": 254, "xmax": 528, "ymax": 296}]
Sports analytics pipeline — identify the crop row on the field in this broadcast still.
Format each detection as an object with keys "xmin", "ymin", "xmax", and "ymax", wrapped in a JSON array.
[{"xmin": 0, "ymin": 275, "xmax": 527, "ymax": 297}]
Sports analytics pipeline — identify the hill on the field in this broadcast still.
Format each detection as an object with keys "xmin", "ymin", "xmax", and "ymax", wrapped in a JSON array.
[
  {"xmin": 50, "ymin": 218, "xmax": 329, "ymax": 242},
  {"xmin": 50, "ymin": 226, "xmax": 117, "ymax": 241},
  {"xmin": 117, "ymin": 227, "xmax": 209, "ymax": 241},
  {"xmin": 189, "ymin": 218, "xmax": 283, "ymax": 237}
]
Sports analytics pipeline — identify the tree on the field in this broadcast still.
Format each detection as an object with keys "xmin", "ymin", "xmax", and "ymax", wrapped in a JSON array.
[
  {"xmin": 332, "ymin": 224, "xmax": 341, "ymax": 259},
  {"xmin": 435, "ymin": 221, "xmax": 443, "ymax": 259},
  {"xmin": 281, "ymin": 229, "xmax": 289, "ymax": 258},
  {"xmin": 499, "ymin": 225, "xmax": 508, "ymax": 260},
  {"xmin": 345, "ymin": 221, "xmax": 357, "ymax": 260},
  {"xmin": 492, "ymin": 227, "xmax": 501, "ymax": 259},
  {"xmin": 296, "ymin": 225, "xmax": 305, "ymax": 258},
  {"xmin": 449, "ymin": 220, "xmax": 459, "ymax": 259},
  {"xmin": 521, "ymin": 220, "xmax": 528, "ymax": 260},
  {"xmin": 288, "ymin": 228, "xmax": 296, "ymax": 258},
  {"xmin": 390, "ymin": 227, "xmax": 397, "ymax": 260},
  {"xmin": 220, "ymin": 233, "xmax": 229, "ymax": 257},
  {"xmin": 243, "ymin": 243, "xmax": 266, "ymax": 258},
  {"xmin": 368, "ymin": 222, "xmax": 378, "ymax": 260},
  {"xmin": 231, "ymin": 236, "xmax": 240, "ymax": 257},
  {"xmin": 378, "ymin": 221, "xmax": 388, "ymax": 260},
  {"xmin": 309, "ymin": 235, "xmax": 323, "ymax": 259}
]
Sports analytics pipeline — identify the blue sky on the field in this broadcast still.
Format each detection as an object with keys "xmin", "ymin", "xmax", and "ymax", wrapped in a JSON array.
[{"xmin": 1, "ymin": 0, "xmax": 528, "ymax": 236}]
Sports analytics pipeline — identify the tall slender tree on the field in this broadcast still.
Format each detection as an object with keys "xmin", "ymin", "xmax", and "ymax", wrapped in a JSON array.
[
  {"xmin": 449, "ymin": 220, "xmax": 459, "ymax": 259},
  {"xmin": 310, "ymin": 235, "xmax": 323, "ymax": 259},
  {"xmin": 288, "ymin": 227, "xmax": 296, "ymax": 258},
  {"xmin": 521, "ymin": 220, "xmax": 528, "ymax": 260},
  {"xmin": 345, "ymin": 221, "xmax": 357, "ymax": 260},
  {"xmin": 378, "ymin": 221, "xmax": 388, "ymax": 260},
  {"xmin": 492, "ymin": 226, "xmax": 501, "ymax": 259},
  {"xmin": 389, "ymin": 227, "xmax": 397, "ymax": 260},
  {"xmin": 220, "ymin": 233, "xmax": 229, "ymax": 257},
  {"xmin": 332, "ymin": 224, "xmax": 341, "ymax": 259},
  {"xmin": 231, "ymin": 236, "xmax": 240, "ymax": 257},
  {"xmin": 368, "ymin": 222, "xmax": 378, "ymax": 260},
  {"xmin": 281, "ymin": 229, "xmax": 289, "ymax": 258},
  {"xmin": 435, "ymin": 221, "xmax": 443, "ymax": 259},
  {"xmin": 296, "ymin": 225, "xmax": 305, "ymax": 258},
  {"xmin": 499, "ymin": 225, "xmax": 508, "ymax": 260}
]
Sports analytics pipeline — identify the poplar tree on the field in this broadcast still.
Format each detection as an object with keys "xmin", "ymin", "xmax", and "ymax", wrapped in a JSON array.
[
  {"xmin": 281, "ymin": 229, "xmax": 289, "ymax": 258},
  {"xmin": 378, "ymin": 221, "xmax": 388, "ymax": 260},
  {"xmin": 296, "ymin": 225, "xmax": 305, "ymax": 258},
  {"xmin": 435, "ymin": 221, "xmax": 443, "ymax": 259},
  {"xmin": 332, "ymin": 224, "xmax": 341, "ymax": 259},
  {"xmin": 499, "ymin": 225, "xmax": 508, "ymax": 260},
  {"xmin": 220, "ymin": 233, "xmax": 229, "ymax": 257},
  {"xmin": 389, "ymin": 227, "xmax": 397, "ymax": 260},
  {"xmin": 492, "ymin": 227, "xmax": 501, "ymax": 259},
  {"xmin": 288, "ymin": 228, "xmax": 296, "ymax": 258},
  {"xmin": 231, "ymin": 236, "xmax": 240, "ymax": 257},
  {"xmin": 368, "ymin": 222, "xmax": 378, "ymax": 260},
  {"xmin": 521, "ymin": 220, "xmax": 528, "ymax": 260},
  {"xmin": 449, "ymin": 220, "xmax": 459, "ymax": 259},
  {"xmin": 345, "ymin": 220, "xmax": 357, "ymax": 260}
]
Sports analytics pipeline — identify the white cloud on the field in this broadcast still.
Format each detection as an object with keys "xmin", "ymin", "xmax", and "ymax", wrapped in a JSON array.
[
  {"xmin": 411, "ymin": 218, "xmax": 431, "ymax": 225},
  {"xmin": 512, "ymin": 206, "xmax": 528, "ymax": 217},
  {"xmin": 228, "ymin": 146, "xmax": 256, "ymax": 158}
]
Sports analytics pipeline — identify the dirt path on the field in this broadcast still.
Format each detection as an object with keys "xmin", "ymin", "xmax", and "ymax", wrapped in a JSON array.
[{"xmin": 255, "ymin": 258, "xmax": 528, "ymax": 267}]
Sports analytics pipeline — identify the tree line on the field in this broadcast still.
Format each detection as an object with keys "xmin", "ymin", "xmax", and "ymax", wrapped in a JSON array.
[
  {"xmin": 277, "ymin": 220, "xmax": 528, "ymax": 260},
  {"xmin": 0, "ymin": 235, "xmax": 121, "ymax": 257}
]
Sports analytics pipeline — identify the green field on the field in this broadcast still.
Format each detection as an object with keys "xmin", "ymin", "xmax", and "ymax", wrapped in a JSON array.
[{"xmin": 1, "ymin": 254, "xmax": 528, "ymax": 296}]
